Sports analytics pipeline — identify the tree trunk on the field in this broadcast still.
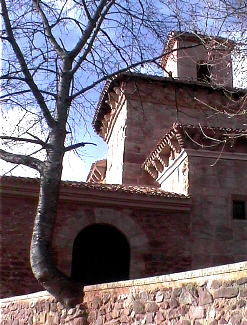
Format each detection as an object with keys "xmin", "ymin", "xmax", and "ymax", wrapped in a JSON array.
[{"xmin": 30, "ymin": 130, "xmax": 84, "ymax": 308}]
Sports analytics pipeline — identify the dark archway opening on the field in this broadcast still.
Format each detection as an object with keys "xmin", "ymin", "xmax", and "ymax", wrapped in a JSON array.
[{"xmin": 71, "ymin": 224, "xmax": 130, "ymax": 285}]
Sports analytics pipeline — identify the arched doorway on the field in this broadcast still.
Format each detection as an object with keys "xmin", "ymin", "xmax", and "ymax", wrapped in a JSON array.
[{"xmin": 71, "ymin": 224, "xmax": 130, "ymax": 285}]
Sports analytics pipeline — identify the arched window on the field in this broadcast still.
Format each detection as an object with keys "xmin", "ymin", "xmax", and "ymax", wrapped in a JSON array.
[{"xmin": 71, "ymin": 224, "xmax": 130, "ymax": 285}]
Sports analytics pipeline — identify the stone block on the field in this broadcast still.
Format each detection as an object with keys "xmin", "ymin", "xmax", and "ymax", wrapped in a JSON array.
[
  {"xmin": 180, "ymin": 291, "xmax": 194, "ymax": 305},
  {"xmin": 132, "ymin": 300, "xmax": 145, "ymax": 314},
  {"xmin": 212, "ymin": 286, "xmax": 238, "ymax": 299},
  {"xmin": 189, "ymin": 306, "xmax": 205, "ymax": 319},
  {"xmin": 198, "ymin": 287, "xmax": 213, "ymax": 305},
  {"xmin": 92, "ymin": 296, "xmax": 102, "ymax": 309},
  {"xmin": 155, "ymin": 291, "xmax": 164, "ymax": 303},
  {"xmin": 145, "ymin": 301, "xmax": 159, "ymax": 312}
]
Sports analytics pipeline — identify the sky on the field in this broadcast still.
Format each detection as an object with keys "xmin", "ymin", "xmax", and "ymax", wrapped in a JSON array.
[
  {"xmin": 1, "ymin": 0, "xmax": 247, "ymax": 183},
  {"xmin": 0, "ymin": 106, "xmax": 107, "ymax": 182}
]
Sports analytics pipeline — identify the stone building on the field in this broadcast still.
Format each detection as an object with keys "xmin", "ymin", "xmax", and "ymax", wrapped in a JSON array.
[{"xmin": 1, "ymin": 32, "xmax": 247, "ymax": 299}]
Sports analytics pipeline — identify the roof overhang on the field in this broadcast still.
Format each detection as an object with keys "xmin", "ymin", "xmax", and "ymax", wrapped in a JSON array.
[
  {"xmin": 0, "ymin": 176, "xmax": 191, "ymax": 212},
  {"xmin": 93, "ymin": 72, "xmax": 244, "ymax": 138}
]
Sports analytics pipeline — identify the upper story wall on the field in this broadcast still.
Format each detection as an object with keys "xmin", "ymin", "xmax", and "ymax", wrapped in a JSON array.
[
  {"xmin": 105, "ymin": 100, "xmax": 127, "ymax": 184},
  {"xmin": 120, "ymin": 76, "xmax": 246, "ymax": 185}
]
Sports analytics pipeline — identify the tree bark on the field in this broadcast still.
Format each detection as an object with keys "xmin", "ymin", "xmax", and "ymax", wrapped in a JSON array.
[{"xmin": 30, "ymin": 131, "xmax": 84, "ymax": 307}]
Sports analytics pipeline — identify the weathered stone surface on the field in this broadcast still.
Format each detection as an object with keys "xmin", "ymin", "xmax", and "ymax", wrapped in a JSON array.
[
  {"xmin": 180, "ymin": 291, "xmax": 193, "ymax": 305},
  {"xmin": 160, "ymin": 301, "xmax": 169, "ymax": 309},
  {"xmin": 96, "ymin": 316, "xmax": 103, "ymax": 325},
  {"xmin": 198, "ymin": 287, "xmax": 213, "ymax": 305},
  {"xmin": 236, "ymin": 277, "xmax": 247, "ymax": 285},
  {"xmin": 213, "ymin": 286, "xmax": 238, "ymax": 299},
  {"xmin": 209, "ymin": 321, "xmax": 218, "ymax": 325},
  {"xmin": 179, "ymin": 321, "xmax": 190, "ymax": 325},
  {"xmin": 132, "ymin": 300, "xmax": 145, "ymax": 314},
  {"xmin": 180, "ymin": 305, "xmax": 189, "ymax": 316},
  {"xmin": 155, "ymin": 311, "xmax": 164, "ymax": 322},
  {"xmin": 104, "ymin": 320, "xmax": 120, "ymax": 325},
  {"xmin": 103, "ymin": 294, "xmax": 111, "ymax": 304},
  {"xmin": 169, "ymin": 298, "xmax": 179, "ymax": 309},
  {"xmin": 155, "ymin": 291, "xmax": 164, "ymax": 303},
  {"xmin": 209, "ymin": 280, "xmax": 221, "ymax": 290},
  {"xmin": 189, "ymin": 306, "xmax": 205, "ymax": 319},
  {"xmin": 237, "ymin": 299, "xmax": 246, "ymax": 307},
  {"xmin": 112, "ymin": 309, "xmax": 120, "ymax": 319},
  {"xmin": 120, "ymin": 315, "xmax": 129, "ymax": 323},
  {"xmin": 115, "ymin": 302, "xmax": 123, "ymax": 310},
  {"xmin": 218, "ymin": 317, "xmax": 228, "ymax": 324},
  {"xmin": 146, "ymin": 312, "xmax": 154, "ymax": 323},
  {"xmin": 139, "ymin": 291, "xmax": 149, "ymax": 302},
  {"xmin": 240, "ymin": 287, "xmax": 247, "ymax": 297},
  {"xmin": 173, "ymin": 288, "xmax": 182, "ymax": 297},
  {"xmin": 168, "ymin": 307, "xmax": 181, "ymax": 319},
  {"xmin": 229, "ymin": 312, "xmax": 242, "ymax": 325},
  {"xmin": 92, "ymin": 297, "xmax": 102, "ymax": 309},
  {"xmin": 145, "ymin": 301, "xmax": 158, "ymax": 312}
]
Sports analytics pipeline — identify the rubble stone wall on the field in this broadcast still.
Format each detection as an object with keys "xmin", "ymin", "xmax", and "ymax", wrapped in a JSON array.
[{"xmin": 1, "ymin": 262, "xmax": 247, "ymax": 325}]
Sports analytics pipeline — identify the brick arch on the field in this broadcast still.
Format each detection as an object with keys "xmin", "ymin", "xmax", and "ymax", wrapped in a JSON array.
[{"xmin": 54, "ymin": 207, "xmax": 149, "ymax": 279}]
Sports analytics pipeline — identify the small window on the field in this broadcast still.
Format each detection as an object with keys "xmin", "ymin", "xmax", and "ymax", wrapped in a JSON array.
[
  {"xmin": 233, "ymin": 200, "xmax": 246, "ymax": 220},
  {"xmin": 197, "ymin": 61, "xmax": 211, "ymax": 83}
]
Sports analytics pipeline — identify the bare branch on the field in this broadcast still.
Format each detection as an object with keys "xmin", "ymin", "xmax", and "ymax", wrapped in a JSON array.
[
  {"xmin": 64, "ymin": 141, "xmax": 96, "ymax": 152},
  {"xmin": 0, "ymin": 149, "xmax": 44, "ymax": 172},
  {"xmin": 71, "ymin": 44, "xmax": 201, "ymax": 99},
  {"xmin": 0, "ymin": 0, "xmax": 56, "ymax": 128},
  {"xmin": 0, "ymin": 136, "xmax": 51, "ymax": 149},
  {"xmin": 32, "ymin": 0, "xmax": 64, "ymax": 57},
  {"xmin": 69, "ymin": 0, "xmax": 116, "ymax": 60}
]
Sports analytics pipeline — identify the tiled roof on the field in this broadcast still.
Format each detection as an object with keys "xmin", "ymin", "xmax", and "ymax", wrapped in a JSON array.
[
  {"xmin": 0, "ymin": 176, "xmax": 189, "ymax": 199},
  {"xmin": 86, "ymin": 159, "xmax": 107, "ymax": 183},
  {"xmin": 142, "ymin": 123, "xmax": 247, "ymax": 173}
]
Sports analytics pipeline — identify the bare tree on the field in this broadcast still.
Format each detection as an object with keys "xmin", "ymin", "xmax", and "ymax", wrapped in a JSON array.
[
  {"xmin": 1, "ymin": 0, "xmax": 247, "ymax": 308},
  {"xmin": 0, "ymin": 0, "xmax": 181, "ymax": 307}
]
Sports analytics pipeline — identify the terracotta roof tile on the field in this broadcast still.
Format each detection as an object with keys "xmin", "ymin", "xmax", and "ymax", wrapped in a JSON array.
[
  {"xmin": 143, "ymin": 123, "xmax": 247, "ymax": 169},
  {"xmin": 0, "ymin": 176, "xmax": 189, "ymax": 199}
]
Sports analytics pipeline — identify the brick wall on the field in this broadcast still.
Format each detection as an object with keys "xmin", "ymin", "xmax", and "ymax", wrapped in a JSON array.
[
  {"xmin": 1, "ymin": 261, "xmax": 247, "ymax": 324},
  {"xmin": 0, "ymin": 194, "xmax": 44, "ymax": 298},
  {"xmin": 188, "ymin": 152, "xmax": 247, "ymax": 269},
  {"xmin": 121, "ymin": 78, "xmax": 246, "ymax": 186},
  {"xmin": 0, "ymin": 178, "xmax": 191, "ymax": 298}
]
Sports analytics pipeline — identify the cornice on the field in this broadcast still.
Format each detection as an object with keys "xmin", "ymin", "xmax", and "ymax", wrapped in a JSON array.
[{"xmin": 0, "ymin": 177, "xmax": 191, "ymax": 212}]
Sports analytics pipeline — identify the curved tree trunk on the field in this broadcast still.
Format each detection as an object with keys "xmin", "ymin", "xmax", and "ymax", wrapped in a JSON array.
[
  {"xmin": 30, "ymin": 102, "xmax": 84, "ymax": 307},
  {"xmin": 30, "ymin": 158, "xmax": 84, "ymax": 308}
]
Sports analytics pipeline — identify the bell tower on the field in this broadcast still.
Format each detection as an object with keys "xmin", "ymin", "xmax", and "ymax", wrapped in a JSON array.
[{"xmin": 161, "ymin": 31, "xmax": 233, "ymax": 87}]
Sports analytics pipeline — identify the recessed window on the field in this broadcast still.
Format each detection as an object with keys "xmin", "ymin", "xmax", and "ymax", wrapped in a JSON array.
[
  {"xmin": 233, "ymin": 200, "xmax": 246, "ymax": 220},
  {"xmin": 197, "ymin": 61, "xmax": 211, "ymax": 83}
]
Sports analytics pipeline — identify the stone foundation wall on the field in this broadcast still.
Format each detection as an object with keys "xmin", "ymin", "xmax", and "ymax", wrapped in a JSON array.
[{"xmin": 1, "ymin": 262, "xmax": 247, "ymax": 325}]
